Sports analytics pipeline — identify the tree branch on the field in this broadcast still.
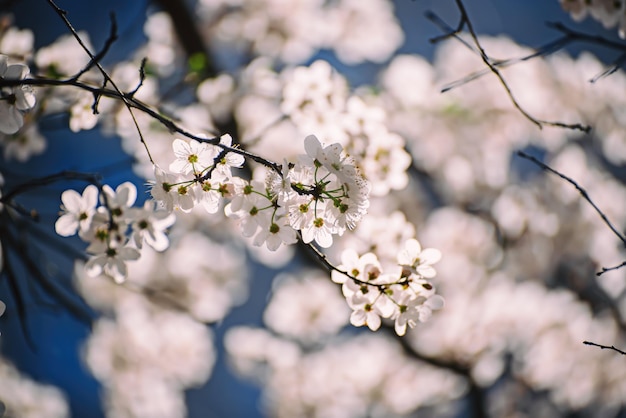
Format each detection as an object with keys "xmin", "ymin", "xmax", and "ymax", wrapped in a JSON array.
[{"xmin": 427, "ymin": 0, "xmax": 590, "ymax": 133}]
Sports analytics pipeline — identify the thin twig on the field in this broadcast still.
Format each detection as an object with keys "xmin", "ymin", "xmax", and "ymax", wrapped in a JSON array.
[
  {"xmin": 597, "ymin": 261, "xmax": 626, "ymax": 276},
  {"xmin": 0, "ymin": 76, "xmax": 284, "ymax": 174},
  {"xmin": 517, "ymin": 151, "xmax": 626, "ymax": 247},
  {"xmin": 427, "ymin": 0, "xmax": 590, "ymax": 133},
  {"xmin": 127, "ymin": 57, "xmax": 147, "ymax": 98},
  {"xmin": 590, "ymin": 51, "xmax": 626, "ymax": 83},
  {"xmin": 69, "ymin": 13, "xmax": 118, "ymax": 82},
  {"xmin": 1, "ymin": 170, "xmax": 102, "ymax": 202},
  {"xmin": 583, "ymin": 340, "xmax": 626, "ymax": 355},
  {"xmin": 517, "ymin": 150, "xmax": 626, "ymax": 276},
  {"xmin": 46, "ymin": 0, "xmax": 154, "ymax": 163}
]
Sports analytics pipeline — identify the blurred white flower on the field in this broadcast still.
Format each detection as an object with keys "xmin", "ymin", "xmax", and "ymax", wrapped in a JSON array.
[{"xmin": 0, "ymin": 54, "xmax": 36, "ymax": 135}]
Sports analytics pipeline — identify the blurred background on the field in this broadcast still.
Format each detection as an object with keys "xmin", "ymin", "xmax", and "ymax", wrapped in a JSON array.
[{"xmin": 1, "ymin": 0, "xmax": 626, "ymax": 417}]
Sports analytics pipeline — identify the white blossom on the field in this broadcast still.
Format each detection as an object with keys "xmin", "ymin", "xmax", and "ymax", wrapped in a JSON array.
[
  {"xmin": 55, "ymin": 184, "xmax": 99, "ymax": 238},
  {"xmin": 0, "ymin": 54, "xmax": 36, "ymax": 135}
]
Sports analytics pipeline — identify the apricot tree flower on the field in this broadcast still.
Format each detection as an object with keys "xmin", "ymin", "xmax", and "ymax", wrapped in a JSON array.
[
  {"xmin": 55, "ymin": 184, "xmax": 99, "ymax": 238},
  {"xmin": 0, "ymin": 54, "xmax": 36, "ymax": 135},
  {"xmin": 169, "ymin": 137, "xmax": 216, "ymax": 176},
  {"xmin": 84, "ymin": 242, "xmax": 141, "ymax": 284},
  {"xmin": 55, "ymin": 181, "xmax": 176, "ymax": 283},
  {"xmin": 130, "ymin": 200, "xmax": 176, "ymax": 251},
  {"xmin": 397, "ymin": 238, "xmax": 442, "ymax": 279},
  {"xmin": 334, "ymin": 242, "xmax": 443, "ymax": 336}
]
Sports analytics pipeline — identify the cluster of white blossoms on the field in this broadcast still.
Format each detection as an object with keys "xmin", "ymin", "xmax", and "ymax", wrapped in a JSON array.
[
  {"xmin": 332, "ymin": 239, "xmax": 444, "ymax": 335},
  {"xmin": 55, "ymin": 182, "xmax": 175, "ymax": 283},
  {"xmin": 560, "ymin": 0, "xmax": 626, "ymax": 37},
  {"xmin": 151, "ymin": 133, "xmax": 371, "ymax": 250}
]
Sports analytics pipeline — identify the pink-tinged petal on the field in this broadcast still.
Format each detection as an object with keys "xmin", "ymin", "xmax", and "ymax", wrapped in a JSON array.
[
  {"xmin": 375, "ymin": 297, "xmax": 396, "ymax": 318},
  {"xmin": 55, "ymin": 213, "xmax": 79, "ymax": 236},
  {"xmin": 252, "ymin": 229, "xmax": 267, "ymax": 247},
  {"xmin": 418, "ymin": 308, "xmax": 433, "ymax": 322},
  {"xmin": 421, "ymin": 248, "xmax": 442, "ymax": 264},
  {"xmin": 176, "ymin": 193, "xmax": 195, "ymax": 212},
  {"xmin": 225, "ymin": 152, "xmax": 245, "ymax": 168}
]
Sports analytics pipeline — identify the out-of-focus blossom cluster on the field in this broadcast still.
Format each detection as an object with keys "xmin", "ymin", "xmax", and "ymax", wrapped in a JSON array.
[
  {"xmin": 560, "ymin": 0, "xmax": 626, "ymax": 37},
  {"xmin": 75, "ymin": 226, "xmax": 247, "ymax": 417},
  {"xmin": 0, "ymin": 356, "xmax": 69, "ymax": 418},
  {"xmin": 226, "ymin": 273, "xmax": 461, "ymax": 418},
  {"xmin": 82, "ymin": 296, "xmax": 215, "ymax": 418},
  {"xmin": 5, "ymin": 1, "xmax": 626, "ymax": 417},
  {"xmin": 369, "ymin": 34, "xmax": 626, "ymax": 414},
  {"xmin": 196, "ymin": 0, "xmax": 403, "ymax": 64},
  {"xmin": 220, "ymin": 30, "xmax": 626, "ymax": 417},
  {"xmin": 55, "ymin": 182, "xmax": 175, "ymax": 283}
]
